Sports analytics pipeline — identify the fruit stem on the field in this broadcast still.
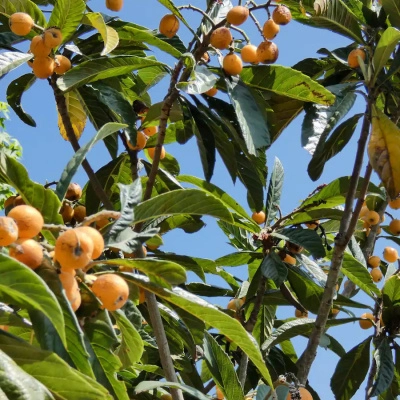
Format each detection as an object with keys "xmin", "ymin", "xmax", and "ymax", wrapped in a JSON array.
[
  {"xmin": 50, "ymin": 76, "xmax": 114, "ymax": 210},
  {"xmin": 178, "ymin": 4, "xmax": 216, "ymax": 28}
]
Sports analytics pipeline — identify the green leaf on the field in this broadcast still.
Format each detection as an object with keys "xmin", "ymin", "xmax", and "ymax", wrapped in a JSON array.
[
  {"xmin": 371, "ymin": 338, "xmax": 395, "ymax": 396},
  {"xmin": 0, "ymin": 255, "xmax": 66, "ymax": 345},
  {"xmin": 82, "ymin": 13, "xmax": 119, "ymax": 56},
  {"xmin": 0, "ymin": 348, "xmax": 54, "ymax": 400},
  {"xmin": 0, "ymin": 52, "xmax": 32, "ymax": 78},
  {"xmin": 57, "ymin": 56, "xmax": 165, "ymax": 92},
  {"xmin": 265, "ymin": 157, "xmax": 284, "ymax": 224},
  {"xmin": 55, "ymin": 122, "xmax": 126, "ymax": 200},
  {"xmin": 272, "ymin": 227, "xmax": 326, "ymax": 258},
  {"xmin": 308, "ymin": 113, "xmax": 362, "ymax": 180},
  {"xmin": 284, "ymin": 208, "xmax": 345, "ymax": 226},
  {"xmin": 297, "ymin": 253, "xmax": 327, "ymax": 286},
  {"xmin": 6, "ymin": 73, "xmax": 36, "ymax": 127},
  {"xmin": 261, "ymin": 252, "xmax": 288, "ymax": 287},
  {"xmin": 133, "ymin": 189, "xmax": 234, "ymax": 224},
  {"xmin": 382, "ymin": 0, "xmax": 400, "ymax": 29},
  {"xmin": 0, "ymin": 331, "xmax": 113, "ymax": 399},
  {"xmin": 225, "ymin": 77, "xmax": 270, "ymax": 155},
  {"xmin": 372, "ymin": 27, "xmax": 400, "ymax": 86},
  {"xmin": 177, "ymin": 65, "xmax": 217, "ymax": 94},
  {"xmin": 47, "ymin": 0, "xmax": 86, "ymax": 43},
  {"xmin": 382, "ymin": 275, "xmax": 400, "ymax": 308},
  {"xmin": 216, "ymin": 251, "xmax": 263, "ymax": 267},
  {"xmin": 122, "ymin": 274, "xmax": 274, "ymax": 388},
  {"xmin": 331, "ymin": 337, "xmax": 372, "ymax": 400},
  {"xmin": 156, "ymin": 0, "xmax": 192, "ymax": 33},
  {"xmin": 240, "ymin": 65, "xmax": 335, "ymax": 106},
  {"xmin": 203, "ymin": 332, "xmax": 244, "ymax": 400}
]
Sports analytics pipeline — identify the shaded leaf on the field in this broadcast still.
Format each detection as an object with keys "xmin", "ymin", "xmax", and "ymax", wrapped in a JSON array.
[
  {"xmin": 381, "ymin": 0, "xmax": 400, "ymax": 29},
  {"xmin": 371, "ymin": 338, "xmax": 395, "ymax": 396},
  {"xmin": 261, "ymin": 252, "xmax": 288, "ymax": 287},
  {"xmin": 265, "ymin": 157, "xmax": 284, "ymax": 224}
]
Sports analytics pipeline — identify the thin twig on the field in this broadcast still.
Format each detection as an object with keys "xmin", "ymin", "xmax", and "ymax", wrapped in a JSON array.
[
  {"xmin": 230, "ymin": 25, "xmax": 251, "ymax": 42},
  {"xmin": 178, "ymin": 4, "xmax": 216, "ymax": 28}
]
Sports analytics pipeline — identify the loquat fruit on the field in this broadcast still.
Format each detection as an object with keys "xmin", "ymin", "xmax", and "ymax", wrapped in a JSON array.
[
  {"xmin": 347, "ymin": 48, "xmax": 366, "ymax": 68},
  {"xmin": 286, "ymin": 387, "xmax": 313, "ymax": 400},
  {"xmin": 223, "ymin": 53, "xmax": 243, "ymax": 76},
  {"xmin": 389, "ymin": 219, "xmax": 400, "ymax": 235},
  {"xmin": 13, "ymin": 196, "xmax": 25, "ymax": 206},
  {"xmin": 8, "ymin": 205, "xmax": 44, "ymax": 239},
  {"xmin": 251, "ymin": 211, "xmax": 265, "ymax": 224},
  {"xmin": 9, "ymin": 12, "xmax": 34, "ymax": 36},
  {"xmin": 147, "ymin": 146, "xmax": 166, "ymax": 160},
  {"xmin": 364, "ymin": 210, "xmax": 380, "ymax": 226},
  {"xmin": 59, "ymin": 269, "xmax": 81, "ymax": 311},
  {"xmin": 0, "ymin": 216, "xmax": 19, "ymax": 246},
  {"xmin": 65, "ymin": 183, "xmax": 82, "ymax": 201},
  {"xmin": 305, "ymin": 220, "xmax": 319, "ymax": 229},
  {"xmin": 32, "ymin": 56, "xmax": 55, "ymax": 79},
  {"xmin": 359, "ymin": 312, "xmax": 374, "ymax": 329},
  {"xmin": 359, "ymin": 205, "xmax": 369, "ymax": 218},
  {"xmin": 283, "ymin": 253, "xmax": 296, "ymax": 265},
  {"xmin": 368, "ymin": 255, "xmax": 380, "ymax": 268},
  {"xmin": 205, "ymin": 87, "xmax": 218, "ymax": 96},
  {"xmin": 227, "ymin": 298, "xmax": 245, "ymax": 311},
  {"xmin": 159, "ymin": 14, "xmax": 180, "ymax": 38},
  {"xmin": 143, "ymin": 126, "xmax": 157, "ymax": 137},
  {"xmin": 216, "ymin": 387, "xmax": 224, "ymax": 399},
  {"xmin": 73, "ymin": 205, "xmax": 86, "ymax": 223},
  {"xmin": 240, "ymin": 44, "xmax": 258, "ymax": 63},
  {"xmin": 272, "ymin": 5, "xmax": 292, "ymax": 25},
  {"xmin": 60, "ymin": 202, "xmax": 74, "ymax": 224},
  {"xmin": 43, "ymin": 27, "xmax": 63, "ymax": 48},
  {"xmin": 226, "ymin": 6, "xmax": 249, "ymax": 26},
  {"xmin": 389, "ymin": 198, "xmax": 400, "ymax": 210},
  {"xmin": 9, "ymin": 239, "xmax": 43, "ymax": 269},
  {"xmin": 75, "ymin": 226, "xmax": 104, "ymax": 259},
  {"xmin": 383, "ymin": 246, "xmax": 398, "ymax": 263},
  {"xmin": 106, "ymin": 0, "xmax": 123, "ymax": 11},
  {"xmin": 30, "ymin": 35, "xmax": 52, "ymax": 57},
  {"xmin": 4, "ymin": 195, "xmax": 17, "ymax": 211},
  {"xmin": 54, "ymin": 55, "xmax": 71, "ymax": 75},
  {"xmin": 262, "ymin": 19, "xmax": 280, "ymax": 40},
  {"xmin": 127, "ymin": 131, "xmax": 147, "ymax": 151},
  {"xmin": 210, "ymin": 27, "xmax": 232, "ymax": 50},
  {"xmin": 295, "ymin": 309, "xmax": 308, "ymax": 318},
  {"xmin": 91, "ymin": 274, "xmax": 129, "ymax": 311},
  {"xmin": 370, "ymin": 268, "xmax": 383, "ymax": 283},
  {"xmin": 256, "ymin": 41, "xmax": 279, "ymax": 64}
]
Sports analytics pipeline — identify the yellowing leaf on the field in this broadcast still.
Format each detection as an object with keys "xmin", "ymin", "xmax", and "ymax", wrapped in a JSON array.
[
  {"xmin": 368, "ymin": 105, "xmax": 400, "ymax": 199},
  {"xmin": 57, "ymin": 90, "xmax": 87, "ymax": 141}
]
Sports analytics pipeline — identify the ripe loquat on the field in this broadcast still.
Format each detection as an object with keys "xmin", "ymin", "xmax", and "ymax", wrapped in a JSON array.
[
  {"xmin": 9, "ymin": 239, "xmax": 43, "ymax": 269},
  {"xmin": 389, "ymin": 198, "xmax": 400, "ymax": 210},
  {"xmin": 359, "ymin": 205, "xmax": 369, "ymax": 218},
  {"xmin": 383, "ymin": 246, "xmax": 398, "ymax": 263},
  {"xmin": 256, "ymin": 41, "xmax": 279, "ymax": 64},
  {"xmin": 30, "ymin": 35, "xmax": 52, "ymax": 57},
  {"xmin": 240, "ymin": 44, "xmax": 258, "ymax": 63},
  {"xmin": 347, "ymin": 48, "xmax": 366, "ymax": 68},
  {"xmin": 9, "ymin": 12, "xmax": 34, "ymax": 36},
  {"xmin": 91, "ymin": 274, "xmax": 129, "ymax": 311},
  {"xmin": 210, "ymin": 27, "xmax": 232, "ymax": 50},
  {"xmin": 159, "ymin": 14, "xmax": 180, "ymax": 38},
  {"xmin": 370, "ymin": 268, "xmax": 383, "ymax": 283},
  {"xmin": 283, "ymin": 253, "xmax": 296, "ymax": 265},
  {"xmin": 295, "ymin": 309, "xmax": 308, "ymax": 318},
  {"xmin": 32, "ymin": 56, "xmax": 55, "ymax": 79},
  {"xmin": 272, "ymin": 5, "xmax": 292, "ymax": 25},
  {"xmin": 147, "ymin": 146, "xmax": 166, "ymax": 160},
  {"xmin": 227, "ymin": 298, "xmax": 245, "ymax": 311},
  {"xmin": 59, "ymin": 269, "xmax": 81, "ymax": 311},
  {"xmin": 54, "ymin": 55, "xmax": 71, "ymax": 75},
  {"xmin": 143, "ymin": 126, "xmax": 157, "ymax": 137},
  {"xmin": 364, "ymin": 210, "xmax": 380, "ymax": 226},
  {"xmin": 60, "ymin": 202, "xmax": 74, "ymax": 223},
  {"xmin": 389, "ymin": 219, "xmax": 400, "ymax": 235},
  {"xmin": 205, "ymin": 87, "xmax": 218, "ymax": 96},
  {"xmin": 251, "ymin": 211, "xmax": 265, "ymax": 224},
  {"xmin": 43, "ymin": 27, "xmax": 63, "ymax": 48},
  {"xmin": 368, "ymin": 255, "xmax": 380, "ymax": 268},
  {"xmin": 75, "ymin": 226, "xmax": 104, "ymax": 259},
  {"xmin": 286, "ymin": 387, "xmax": 313, "ymax": 400},
  {"xmin": 73, "ymin": 205, "xmax": 86, "ymax": 223},
  {"xmin": 8, "ymin": 205, "xmax": 44, "ymax": 239},
  {"xmin": 127, "ymin": 131, "xmax": 147, "ymax": 151},
  {"xmin": 66, "ymin": 183, "xmax": 82, "ymax": 201},
  {"xmin": 262, "ymin": 19, "xmax": 280, "ymax": 40},
  {"xmin": 359, "ymin": 312, "xmax": 374, "ymax": 329},
  {"xmin": 0, "ymin": 216, "xmax": 18, "ymax": 246},
  {"xmin": 216, "ymin": 387, "xmax": 224, "ymax": 399},
  {"xmin": 226, "ymin": 6, "xmax": 249, "ymax": 26},
  {"xmin": 223, "ymin": 53, "xmax": 243, "ymax": 76},
  {"xmin": 106, "ymin": 0, "xmax": 123, "ymax": 11}
]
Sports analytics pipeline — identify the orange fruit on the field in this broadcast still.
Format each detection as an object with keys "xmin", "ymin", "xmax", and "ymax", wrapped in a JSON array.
[
  {"xmin": 91, "ymin": 274, "xmax": 129, "ymax": 311},
  {"xmin": 359, "ymin": 205, "xmax": 369, "ymax": 218},
  {"xmin": 226, "ymin": 6, "xmax": 249, "ymax": 26},
  {"xmin": 210, "ymin": 27, "xmax": 232, "ymax": 50},
  {"xmin": 272, "ymin": 5, "xmax": 292, "ymax": 25},
  {"xmin": 359, "ymin": 312, "xmax": 374, "ymax": 329},
  {"xmin": 262, "ymin": 19, "xmax": 280, "ymax": 40},
  {"xmin": 159, "ymin": 14, "xmax": 180, "ymax": 38},
  {"xmin": 383, "ymin": 247, "xmax": 398, "ymax": 263},
  {"xmin": 143, "ymin": 126, "xmax": 157, "ymax": 137},
  {"xmin": 0, "ymin": 216, "xmax": 18, "ymax": 246},
  {"xmin": 223, "ymin": 53, "xmax": 243, "ymax": 75},
  {"xmin": 30, "ymin": 35, "xmax": 52, "ymax": 57},
  {"xmin": 295, "ymin": 309, "xmax": 308, "ymax": 318},
  {"xmin": 59, "ymin": 269, "xmax": 81, "ymax": 311},
  {"xmin": 54, "ymin": 55, "xmax": 71, "ymax": 75},
  {"xmin": 106, "ymin": 0, "xmax": 123, "ymax": 11},
  {"xmin": 205, "ymin": 87, "xmax": 218, "ymax": 96},
  {"xmin": 370, "ymin": 268, "xmax": 383, "ymax": 283},
  {"xmin": 73, "ymin": 205, "xmax": 86, "ymax": 223},
  {"xmin": 4, "ymin": 195, "xmax": 17, "ymax": 210},
  {"xmin": 305, "ymin": 221, "xmax": 319, "ymax": 229},
  {"xmin": 347, "ymin": 48, "xmax": 366, "ymax": 68},
  {"xmin": 368, "ymin": 255, "xmax": 380, "ymax": 268},
  {"xmin": 283, "ymin": 253, "xmax": 296, "ymax": 265},
  {"xmin": 364, "ymin": 210, "xmax": 380, "ymax": 226},
  {"xmin": 216, "ymin": 387, "xmax": 224, "ymax": 399},
  {"xmin": 65, "ymin": 183, "xmax": 82, "ymax": 201},
  {"xmin": 127, "ymin": 131, "xmax": 147, "ymax": 151},
  {"xmin": 389, "ymin": 219, "xmax": 400, "ymax": 235},
  {"xmin": 251, "ymin": 211, "xmax": 265, "ymax": 224},
  {"xmin": 240, "ymin": 44, "xmax": 258, "ymax": 63},
  {"xmin": 227, "ymin": 298, "xmax": 245, "ymax": 311},
  {"xmin": 32, "ymin": 56, "xmax": 55, "ymax": 79},
  {"xmin": 256, "ymin": 41, "xmax": 279, "ymax": 64},
  {"xmin": 286, "ymin": 387, "xmax": 313, "ymax": 400},
  {"xmin": 54, "ymin": 228, "xmax": 94, "ymax": 270},
  {"xmin": 389, "ymin": 198, "xmax": 400, "ymax": 210},
  {"xmin": 13, "ymin": 196, "xmax": 25, "ymax": 206},
  {"xmin": 147, "ymin": 146, "xmax": 166, "ymax": 160},
  {"xmin": 43, "ymin": 27, "xmax": 63, "ymax": 48},
  {"xmin": 8, "ymin": 205, "xmax": 44, "ymax": 239},
  {"xmin": 9, "ymin": 12, "xmax": 34, "ymax": 36},
  {"xmin": 9, "ymin": 239, "xmax": 43, "ymax": 269},
  {"xmin": 60, "ymin": 202, "xmax": 74, "ymax": 223},
  {"xmin": 75, "ymin": 226, "xmax": 104, "ymax": 259}
]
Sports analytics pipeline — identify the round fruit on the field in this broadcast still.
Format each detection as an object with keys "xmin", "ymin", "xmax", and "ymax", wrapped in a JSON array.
[
  {"xmin": 305, "ymin": 220, "xmax": 319, "ymax": 229},
  {"xmin": 30, "ymin": 35, "xmax": 52, "ymax": 57},
  {"xmin": 8, "ymin": 205, "xmax": 44, "ymax": 239},
  {"xmin": 32, "ymin": 56, "xmax": 55, "ymax": 79},
  {"xmin": 159, "ymin": 14, "xmax": 180, "ymax": 38},
  {"xmin": 272, "ymin": 5, "xmax": 292, "ymax": 25},
  {"xmin": 106, "ymin": 0, "xmax": 123, "ymax": 11},
  {"xmin": 66, "ymin": 183, "xmax": 82, "ymax": 201},
  {"xmin": 223, "ymin": 53, "xmax": 243, "ymax": 75},
  {"xmin": 210, "ymin": 27, "xmax": 232, "ymax": 50},
  {"xmin": 205, "ymin": 87, "xmax": 218, "ymax": 96},
  {"xmin": 359, "ymin": 205, "xmax": 369, "ymax": 218},
  {"xmin": 226, "ymin": 6, "xmax": 249, "ymax": 26},
  {"xmin": 256, "ymin": 41, "xmax": 279, "ymax": 64},
  {"xmin": 59, "ymin": 269, "xmax": 81, "ymax": 310},
  {"xmin": 263, "ymin": 19, "xmax": 280, "ymax": 40},
  {"xmin": 160, "ymin": 394, "xmax": 172, "ymax": 400},
  {"xmin": 368, "ymin": 255, "xmax": 380, "ymax": 268},
  {"xmin": 73, "ymin": 205, "xmax": 86, "ymax": 223},
  {"xmin": 240, "ymin": 44, "xmax": 258, "ymax": 63},
  {"xmin": 364, "ymin": 210, "xmax": 380, "ymax": 226},
  {"xmin": 9, "ymin": 12, "xmax": 34, "ymax": 36},
  {"xmin": 286, "ymin": 387, "xmax": 313, "ymax": 400},
  {"xmin": 14, "ymin": 196, "xmax": 25, "ymax": 206},
  {"xmin": 147, "ymin": 146, "xmax": 166, "ymax": 160},
  {"xmin": 54, "ymin": 228, "xmax": 94, "ymax": 270},
  {"xmin": 370, "ymin": 268, "xmax": 383, "ymax": 283},
  {"xmin": 389, "ymin": 198, "xmax": 400, "ymax": 210},
  {"xmin": 127, "ymin": 131, "xmax": 147, "ymax": 151},
  {"xmin": 383, "ymin": 246, "xmax": 398, "ymax": 263},
  {"xmin": 9, "ymin": 239, "xmax": 43, "ymax": 269},
  {"xmin": 4, "ymin": 195, "xmax": 17, "ymax": 210},
  {"xmin": 359, "ymin": 312, "xmax": 374, "ymax": 329},
  {"xmin": 227, "ymin": 298, "xmax": 245, "ymax": 311},
  {"xmin": 91, "ymin": 274, "xmax": 129, "ymax": 311},
  {"xmin": 295, "ymin": 309, "xmax": 308, "ymax": 318},
  {"xmin": 60, "ymin": 202, "xmax": 74, "ymax": 223},
  {"xmin": 216, "ymin": 387, "xmax": 224, "ymax": 400},
  {"xmin": 389, "ymin": 219, "xmax": 400, "ymax": 235},
  {"xmin": 43, "ymin": 27, "xmax": 63, "ymax": 48},
  {"xmin": 283, "ymin": 253, "xmax": 296, "ymax": 265},
  {"xmin": 75, "ymin": 226, "xmax": 104, "ymax": 259},
  {"xmin": 252, "ymin": 211, "xmax": 265, "ymax": 225},
  {"xmin": 54, "ymin": 55, "xmax": 71, "ymax": 75},
  {"xmin": 347, "ymin": 48, "xmax": 366, "ymax": 68},
  {"xmin": 0, "ymin": 216, "xmax": 18, "ymax": 246},
  {"xmin": 143, "ymin": 126, "xmax": 157, "ymax": 137}
]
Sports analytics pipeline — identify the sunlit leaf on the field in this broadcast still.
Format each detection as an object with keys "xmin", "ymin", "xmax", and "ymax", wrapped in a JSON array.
[
  {"xmin": 0, "ymin": 52, "xmax": 32, "ymax": 78},
  {"xmin": 265, "ymin": 157, "xmax": 284, "ymax": 224}
]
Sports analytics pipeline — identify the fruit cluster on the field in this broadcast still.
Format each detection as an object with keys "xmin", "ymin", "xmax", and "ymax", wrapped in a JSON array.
[{"xmin": 8, "ymin": 12, "xmax": 71, "ymax": 79}]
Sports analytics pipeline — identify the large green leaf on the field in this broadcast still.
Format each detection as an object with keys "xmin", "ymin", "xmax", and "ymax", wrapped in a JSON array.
[
  {"xmin": 121, "ymin": 274, "xmax": 274, "ymax": 388},
  {"xmin": 265, "ymin": 157, "xmax": 284, "ymax": 224},
  {"xmin": 6, "ymin": 73, "xmax": 36, "ymax": 127},
  {"xmin": 261, "ymin": 252, "xmax": 288, "ymax": 287},
  {"xmin": 331, "ymin": 337, "xmax": 372, "ymax": 400},
  {"xmin": 132, "ymin": 189, "xmax": 233, "ymax": 224},
  {"xmin": 382, "ymin": 0, "xmax": 400, "ymax": 29},
  {"xmin": 57, "ymin": 56, "xmax": 165, "ymax": 92},
  {"xmin": 371, "ymin": 338, "xmax": 395, "ymax": 396},
  {"xmin": 0, "ymin": 255, "xmax": 66, "ymax": 346},
  {"xmin": 382, "ymin": 275, "xmax": 400, "ymax": 308},
  {"xmin": 0, "ymin": 52, "xmax": 32, "ymax": 78},
  {"xmin": 240, "ymin": 65, "xmax": 335, "ymax": 106},
  {"xmin": 203, "ymin": 332, "xmax": 244, "ymax": 400},
  {"xmin": 0, "ymin": 348, "xmax": 54, "ymax": 400},
  {"xmin": 0, "ymin": 331, "xmax": 112, "ymax": 399},
  {"xmin": 82, "ymin": 13, "xmax": 119, "ymax": 56},
  {"xmin": 216, "ymin": 251, "xmax": 263, "ymax": 267},
  {"xmin": 47, "ymin": 0, "xmax": 86, "ymax": 43}
]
